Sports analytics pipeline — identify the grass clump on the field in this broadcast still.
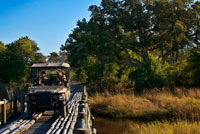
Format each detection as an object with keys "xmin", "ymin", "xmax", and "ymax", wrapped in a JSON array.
[
  {"xmin": 125, "ymin": 120, "xmax": 200, "ymax": 134},
  {"xmin": 89, "ymin": 92, "xmax": 160, "ymax": 119},
  {"xmin": 89, "ymin": 88, "xmax": 200, "ymax": 121}
]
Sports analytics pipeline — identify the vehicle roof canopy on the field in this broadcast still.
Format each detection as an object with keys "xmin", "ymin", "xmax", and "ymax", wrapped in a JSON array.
[{"xmin": 31, "ymin": 62, "xmax": 70, "ymax": 70}]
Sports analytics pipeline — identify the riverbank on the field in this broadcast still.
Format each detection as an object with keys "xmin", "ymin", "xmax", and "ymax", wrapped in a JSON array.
[
  {"xmin": 89, "ymin": 88, "xmax": 200, "ymax": 121},
  {"xmin": 125, "ymin": 120, "xmax": 200, "ymax": 134},
  {"xmin": 93, "ymin": 117, "xmax": 133, "ymax": 134},
  {"xmin": 93, "ymin": 117, "xmax": 200, "ymax": 134},
  {"xmin": 89, "ymin": 88, "xmax": 200, "ymax": 133}
]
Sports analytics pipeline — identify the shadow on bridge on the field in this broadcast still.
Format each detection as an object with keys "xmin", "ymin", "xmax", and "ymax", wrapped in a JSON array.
[{"xmin": 22, "ymin": 111, "xmax": 59, "ymax": 134}]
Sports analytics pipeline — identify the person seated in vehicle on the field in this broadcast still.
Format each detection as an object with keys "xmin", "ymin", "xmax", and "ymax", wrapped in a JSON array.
[
  {"xmin": 38, "ymin": 78, "xmax": 42, "ymax": 85},
  {"xmin": 33, "ymin": 77, "xmax": 43, "ymax": 86},
  {"xmin": 62, "ymin": 74, "xmax": 67, "ymax": 86},
  {"xmin": 41, "ymin": 71, "xmax": 48, "ymax": 85},
  {"xmin": 56, "ymin": 71, "xmax": 62, "ymax": 85},
  {"xmin": 56, "ymin": 71, "xmax": 65, "ymax": 86}
]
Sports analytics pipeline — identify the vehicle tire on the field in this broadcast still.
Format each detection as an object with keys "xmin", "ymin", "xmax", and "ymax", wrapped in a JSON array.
[
  {"xmin": 60, "ymin": 101, "xmax": 66, "ymax": 117},
  {"xmin": 27, "ymin": 102, "xmax": 32, "ymax": 118}
]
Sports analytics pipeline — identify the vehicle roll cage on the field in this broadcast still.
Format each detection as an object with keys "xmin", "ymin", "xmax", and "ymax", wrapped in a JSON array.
[{"xmin": 29, "ymin": 63, "xmax": 70, "ymax": 86}]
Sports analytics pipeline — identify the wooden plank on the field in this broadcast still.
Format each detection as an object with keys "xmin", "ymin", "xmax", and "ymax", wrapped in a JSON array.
[{"xmin": 2, "ymin": 99, "xmax": 7, "ymax": 125}]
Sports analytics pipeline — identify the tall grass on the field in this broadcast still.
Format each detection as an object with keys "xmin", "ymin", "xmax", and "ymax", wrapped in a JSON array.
[
  {"xmin": 89, "ymin": 88, "xmax": 200, "ymax": 121},
  {"xmin": 125, "ymin": 120, "xmax": 200, "ymax": 134},
  {"xmin": 89, "ymin": 92, "xmax": 161, "ymax": 119},
  {"xmin": 90, "ymin": 88, "xmax": 200, "ymax": 133}
]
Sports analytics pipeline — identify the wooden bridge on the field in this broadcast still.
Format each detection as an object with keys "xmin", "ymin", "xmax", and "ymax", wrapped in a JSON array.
[{"xmin": 0, "ymin": 84, "xmax": 96, "ymax": 134}]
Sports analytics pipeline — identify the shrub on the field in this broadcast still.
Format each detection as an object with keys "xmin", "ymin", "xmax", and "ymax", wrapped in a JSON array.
[{"xmin": 129, "ymin": 59, "xmax": 166, "ymax": 93}]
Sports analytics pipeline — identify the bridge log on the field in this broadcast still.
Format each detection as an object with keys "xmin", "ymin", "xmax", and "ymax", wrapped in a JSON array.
[
  {"xmin": 1, "ymin": 99, "xmax": 7, "ymax": 125},
  {"xmin": 76, "ymin": 128, "xmax": 91, "ymax": 134},
  {"xmin": 0, "ymin": 84, "xmax": 96, "ymax": 134}
]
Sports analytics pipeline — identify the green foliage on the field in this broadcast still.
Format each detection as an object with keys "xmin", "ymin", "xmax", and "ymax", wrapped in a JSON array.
[
  {"xmin": 48, "ymin": 51, "xmax": 68, "ymax": 63},
  {"xmin": 7, "ymin": 36, "xmax": 39, "ymax": 64},
  {"xmin": 0, "ymin": 51, "xmax": 28, "ymax": 84},
  {"xmin": 34, "ymin": 52, "xmax": 46, "ymax": 63},
  {"xmin": 48, "ymin": 52, "xmax": 60, "ymax": 62},
  {"xmin": 61, "ymin": 0, "xmax": 200, "ymax": 92},
  {"xmin": 73, "ymin": 68, "xmax": 88, "ymax": 83},
  {"xmin": 0, "ymin": 41, "xmax": 6, "ymax": 52},
  {"xmin": 165, "ymin": 46, "xmax": 200, "ymax": 88},
  {"xmin": 0, "ymin": 37, "xmax": 40, "ymax": 85},
  {"xmin": 186, "ymin": 47, "xmax": 200, "ymax": 86},
  {"xmin": 129, "ymin": 59, "xmax": 166, "ymax": 92},
  {"xmin": 166, "ymin": 60, "xmax": 187, "ymax": 87}
]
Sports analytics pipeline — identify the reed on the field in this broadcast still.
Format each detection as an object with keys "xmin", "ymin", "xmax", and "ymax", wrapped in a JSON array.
[
  {"xmin": 125, "ymin": 120, "xmax": 200, "ymax": 134},
  {"xmin": 89, "ymin": 88, "xmax": 200, "ymax": 121}
]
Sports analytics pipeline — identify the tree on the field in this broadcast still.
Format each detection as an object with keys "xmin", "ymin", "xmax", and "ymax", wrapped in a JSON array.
[
  {"xmin": 7, "ymin": 36, "xmax": 39, "ymax": 64},
  {"xmin": 63, "ymin": 0, "xmax": 199, "ymax": 68},
  {"xmin": 48, "ymin": 51, "xmax": 68, "ymax": 63},
  {"xmin": 0, "ymin": 51, "xmax": 28, "ymax": 84},
  {"xmin": 0, "ymin": 38, "xmax": 46, "ymax": 99},
  {"xmin": 186, "ymin": 46, "xmax": 200, "ymax": 86},
  {"xmin": 61, "ymin": 0, "xmax": 200, "ymax": 91},
  {"xmin": 48, "ymin": 52, "xmax": 61, "ymax": 62},
  {"xmin": 0, "ymin": 37, "xmax": 41, "ymax": 85},
  {"xmin": 34, "ymin": 52, "xmax": 47, "ymax": 63},
  {"xmin": 129, "ymin": 59, "xmax": 166, "ymax": 92},
  {"xmin": 59, "ymin": 51, "xmax": 68, "ymax": 62},
  {"xmin": 0, "ymin": 41, "xmax": 6, "ymax": 52}
]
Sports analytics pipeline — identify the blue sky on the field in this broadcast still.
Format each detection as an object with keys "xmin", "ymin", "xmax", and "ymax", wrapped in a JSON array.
[{"xmin": 0, "ymin": 0, "xmax": 101, "ymax": 56}]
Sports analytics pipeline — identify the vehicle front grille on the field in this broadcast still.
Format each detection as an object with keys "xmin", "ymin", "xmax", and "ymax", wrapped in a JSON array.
[{"xmin": 36, "ymin": 93, "xmax": 52, "ymax": 105}]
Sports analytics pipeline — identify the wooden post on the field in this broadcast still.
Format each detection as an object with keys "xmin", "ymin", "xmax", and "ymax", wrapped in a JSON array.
[
  {"xmin": 83, "ymin": 84, "xmax": 86, "ymax": 94},
  {"xmin": 2, "ymin": 99, "xmax": 7, "ymax": 125},
  {"xmin": 22, "ymin": 96, "xmax": 25, "ymax": 113},
  {"xmin": 92, "ymin": 128, "xmax": 97, "ymax": 134},
  {"xmin": 77, "ymin": 112, "xmax": 91, "ymax": 134},
  {"xmin": 76, "ymin": 128, "xmax": 91, "ymax": 134},
  {"xmin": 78, "ymin": 112, "xmax": 87, "ymax": 125},
  {"xmin": 14, "ymin": 97, "xmax": 17, "ymax": 114},
  {"xmin": 76, "ymin": 84, "xmax": 96, "ymax": 134}
]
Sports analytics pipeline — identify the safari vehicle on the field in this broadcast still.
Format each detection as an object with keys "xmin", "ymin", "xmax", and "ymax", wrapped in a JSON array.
[{"xmin": 25, "ymin": 63, "xmax": 71, "ymax": 118}]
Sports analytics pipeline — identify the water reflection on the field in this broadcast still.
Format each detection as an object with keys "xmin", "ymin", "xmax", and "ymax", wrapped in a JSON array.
[{"xmin": 93, "ymin": 117, "xmax": 134, "ymax": 134}]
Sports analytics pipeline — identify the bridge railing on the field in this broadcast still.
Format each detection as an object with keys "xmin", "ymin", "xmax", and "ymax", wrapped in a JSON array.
[
  {"xmin": 0, "ymin": 95, "xmax": 25, "ymax": 125},
  {"xmin": 0, "ymin": 84, "xmax": 97, "ymax": 134},
  {"xmin": 76, "ymin": 84, "xmax": 96, "ymax": 134}
]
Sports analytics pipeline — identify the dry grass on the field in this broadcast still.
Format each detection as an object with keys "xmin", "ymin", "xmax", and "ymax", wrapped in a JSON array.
[
  {"xmin": 89, "ymin": 88, "xmax": 200, "ymax": 120},
  {"xmin": 90, "ymin": 88, "xmax": 200, "ymax": 133},
  {"xmin": 89, "ymin": 92, "xmax": 161, "ymax": 119},
  {"xmin": 125, "ymin": 120, "xmax": 200, "ymax": 134}
]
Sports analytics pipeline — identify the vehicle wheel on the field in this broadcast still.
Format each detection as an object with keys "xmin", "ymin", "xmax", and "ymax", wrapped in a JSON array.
[
  {"xmin": 27, "ymin": 102, "xmax": 33, "ymax": 118},
  {"xmin": 60, "ymin": 101, "xmax": 66, "ymax": 117}
]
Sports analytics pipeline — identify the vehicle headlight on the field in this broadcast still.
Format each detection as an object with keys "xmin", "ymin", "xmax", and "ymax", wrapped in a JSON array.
[
  {"xmin": 53, "ymin": 94, "xmax": 58, "ymax": 100},
  {"xmin": 58, "ymin": 93, "xmax": 65, "ymax": 100}
]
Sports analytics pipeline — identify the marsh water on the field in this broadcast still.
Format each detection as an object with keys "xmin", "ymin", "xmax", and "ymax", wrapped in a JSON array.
[{"xmin": 93, "ymin": 117, "xmax": 134, "ymax": 134}]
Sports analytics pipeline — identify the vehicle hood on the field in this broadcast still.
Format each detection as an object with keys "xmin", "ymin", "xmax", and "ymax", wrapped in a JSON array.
[{"xmin": 29, "ymin": 86, "xmax": 66, "ymax": 93}]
